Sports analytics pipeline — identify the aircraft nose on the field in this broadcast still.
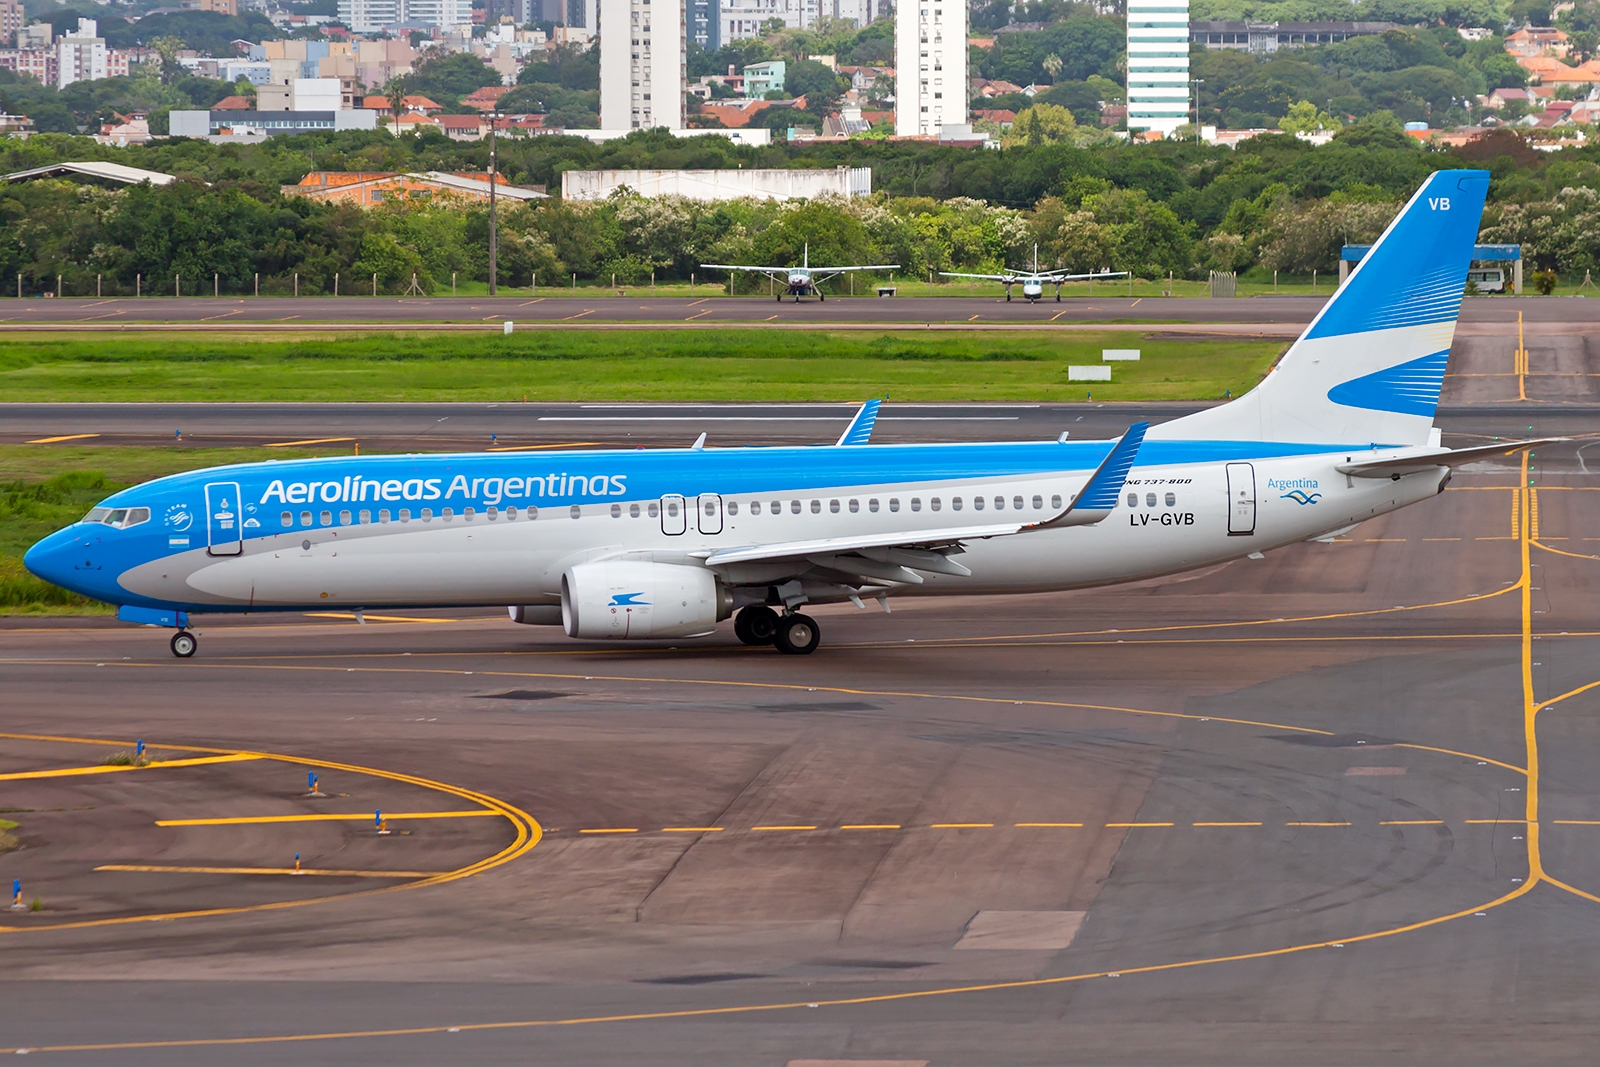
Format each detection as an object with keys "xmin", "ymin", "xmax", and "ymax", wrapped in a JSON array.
[{"xmin": 24, "ymin": 525, "xmax": 90, "ymax": 592}]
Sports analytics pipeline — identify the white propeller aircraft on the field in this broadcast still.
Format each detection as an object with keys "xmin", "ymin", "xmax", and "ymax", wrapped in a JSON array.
[
  {"xmin": 703, "ymin": 244, "xmax": 899, "ymax": 302},
  {"xmin": 942, "ymin": 244, "xmax": 1128, "ymax": 302}
]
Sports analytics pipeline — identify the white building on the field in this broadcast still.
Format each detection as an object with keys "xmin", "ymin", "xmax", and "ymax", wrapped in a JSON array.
[
  {"xmin": 337, "ymin": 0, "xmax": 400, "ymax": 33},
  {"xmin": 1126, "ymin": 0, "xmax": 1189, "ymax": 135},
  {"xmin": 404, "ymin": 0, "xmax": 473, "ymax": 28},
  {"xmin": 56, "ymin": 18, "xmax": 111, "ymax": 88},
  {"xmin": 563, "ymin": 166, "xmax": 870, "ymax": 200},
  {"xmin": 895, "ymin": 0, "xmax": 966, "ymax": 136},
  {"xmin": 720, "ymin": 0, "xmax": 821, "ymax": 43},
  {"xmin": 600, "ymin": 0, "xmax": 684, "ymax": 131}
]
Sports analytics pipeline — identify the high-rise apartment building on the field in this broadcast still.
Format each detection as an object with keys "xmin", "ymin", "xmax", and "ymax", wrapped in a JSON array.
[
  {"xmin": 1125, "ymin": 0, "xmax": 1189, "ymax": 134},
  {"xmin": 0, "ymin": 0, "xmax": 24, "ymax": 47},
  {"xmin": 895, "ymin": 0, "xmax": 966, "ymax": 136},
  {"xmin": 600, "ymin": 0, "xmax": 684, "ymax": 130},
  {"xmin": 404, "ymin": 0, "xmax": 473, "ymax": 29},
  {"xmin": 686, "ymin": 0, "xmax": 718, "ymax": 50},
  {"xmin": 337, "ymin": 0, "xmax": 400, "ymax": 33},
  {"xmin": 56, "ymin": 18, "xmax": 107, "ymax": 89}
]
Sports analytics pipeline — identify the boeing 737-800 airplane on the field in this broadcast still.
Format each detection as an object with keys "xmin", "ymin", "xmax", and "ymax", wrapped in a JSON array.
[{"xmin": 26, "ymin": 169, "xmax": 1546, "ymax": 658}]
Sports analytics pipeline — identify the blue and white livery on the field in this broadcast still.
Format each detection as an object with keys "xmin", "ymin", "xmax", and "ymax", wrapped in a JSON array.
[{"xmin": 25, "ymin": 170, "xmax": 1545, "ymax": 657}]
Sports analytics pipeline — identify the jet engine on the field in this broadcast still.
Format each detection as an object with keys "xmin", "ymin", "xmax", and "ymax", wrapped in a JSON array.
[{"xmin": 561, "ymin": 561, "xmax": 732, "ymax": 640}]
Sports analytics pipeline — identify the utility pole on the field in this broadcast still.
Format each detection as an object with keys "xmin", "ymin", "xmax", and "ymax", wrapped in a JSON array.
[{"xmin": 488, "ymin": 105, "xmax": 499, "ymax": 297}]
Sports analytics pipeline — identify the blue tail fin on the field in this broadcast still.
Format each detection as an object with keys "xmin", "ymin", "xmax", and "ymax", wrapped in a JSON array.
[{"xmin": 1153, "ymin": 169, "xmax": 1490, "ymax": 446}]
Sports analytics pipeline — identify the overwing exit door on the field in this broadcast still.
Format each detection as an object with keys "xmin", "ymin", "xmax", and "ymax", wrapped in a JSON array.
[
  {"xmin": 1226, "ymin": 463, "xmax": 1256, "ymax": 536},
  {"xmin": 697, "ymin": 494, "xmax": 723, "ymax": 534},
  {"xmin": 660, "ymin": 494, "xmax": 687, "ymax": 535},
  {"xmin": 205, "ymin": 481, "xmax": 244, "ymax": 556}
]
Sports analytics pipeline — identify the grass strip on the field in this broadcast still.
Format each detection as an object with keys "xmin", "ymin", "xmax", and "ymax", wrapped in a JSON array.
[{"xmin": 0, "ymin": 330, "xmax": 1283, "ymax": 403}]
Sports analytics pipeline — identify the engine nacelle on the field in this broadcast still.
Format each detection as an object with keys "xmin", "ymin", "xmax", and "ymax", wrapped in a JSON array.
[
  {"xmin": 561, "ymin": 561, "xmax": 731, "ymax": 640},
  {"xmin": 508, "ymin": 604, "xmax": 563, "ymax": 625}
]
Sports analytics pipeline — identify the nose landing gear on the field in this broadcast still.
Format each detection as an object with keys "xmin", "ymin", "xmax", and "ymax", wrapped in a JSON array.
[{"xmin": 170, "ymin": 630, "xmax": 197, "ymax": 658}]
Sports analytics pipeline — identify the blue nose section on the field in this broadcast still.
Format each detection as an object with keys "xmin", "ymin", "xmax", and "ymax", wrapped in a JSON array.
[{"xmin": 24, "ymin": 525, "xmax": 105, "ymax": 599}]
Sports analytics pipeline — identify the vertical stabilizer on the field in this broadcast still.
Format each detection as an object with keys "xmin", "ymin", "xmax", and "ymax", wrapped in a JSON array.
[{"xmin": 1151, "ymin": 169, "xmax": 1490, "ymax": 446}]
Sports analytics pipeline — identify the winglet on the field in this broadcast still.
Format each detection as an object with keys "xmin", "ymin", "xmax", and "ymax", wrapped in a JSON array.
[
  {"xmin": 836, "ymin": 399, "xmax": 882, "ymax": 446},
  {"xmin": 1033, "ymin": 422, "xmax": 1148, "ymax": 529}
]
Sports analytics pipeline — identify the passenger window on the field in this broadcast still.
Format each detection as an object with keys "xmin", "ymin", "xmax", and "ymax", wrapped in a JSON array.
[
  {"xmin": 994, "ymin": 496, "xmax": 1005, "ymax": 510},
  {"xmin": 1052, "ymin": 494, "xmax": 1063, "ymax": 509},
  {"xmin": 610, "ymin": 504, "xmax": 622, "ymax": 518},
  {"xmin": 1145, "ymin": 493, "xmax": 1156, "ymax": 507},
  {"xmin": 485, "ymin": 507, "xmax": 496, "ymax": 520},
  {"xmin": 1032, "ymin": 495, "xmax": 1043, "ymax": 509},
  {"xmin": 340, "ymin": 510, "xmax": 352, "ymax": 524},
  {"xmin": 910, "ymin": 498, "xmax": 922, "ymax": 512},
  {"xmin": 464, "ymin": 507, "xmax": 474, "ymax": 520},
  {"xmin": 1165, "ymin": 492, "xmax": 1176, "ymax": 507},
  {"xmin": 399, "ymin": 509, "xmax": 410, "ymax": 522},
  {"xmin": 527, "ymin": 506, "xmax": 538, "ymax": 519},
  {"xmin": 629, "ymin": 503, "xmax": 641, "ymax": 518},
  {"xmin": 569, "ymin": 505, "xmax": 581, "ymax": 519},
  {"xmin": 505, "ymin": 506, "xmax": 517, "ymax": 520},
  {"xmin": 1013, "ymin": 496, "xmax": 1024, "ymax": 510},
  {"xmin": 889, "ymin": 498, "xmax": 900, "ymax": 512},
  {"xmin": 751, "ymin": 501, "xmax": 761, "ymax": 515},
  {"xmin": 849, "ymin": 499, "xmax": 859, "ymax": 513},
  {"xmin": 301, "ymin": 511, "xmax": 312, "ymax": 526},
  {"xmin": 973, "ymin": 496, "xmax": 984, "ymax": 510},
  {"xmin": 771, "ymin": 500, "xmax": 782, "ymax": 515},
  {"xmin": 869, "ymin": 498, "xmax": 879, "ymax": 512},
  {"xmin": 281, "ymin": 511, "xmax": 293, "ymax": 526},
  {"xmin": 320, "ymin": 510, "xmax": 332, "ymax": 525},
  {"xmin": 379, "ymin": 509, "xmax": 390, "ymax": 523},
  {"xmin": 704, "ymin": 500, "xmax": 716, "ymax": 516},
  {"xmin": 648, "ymin": 502, "xmax": 660, "ymax": 518},
  {"xmin": 359, "ymin": 509, "xmax": 371, "ymax": 523},
  {"xmin": 931, "ymin": 497, "xmax": 941, "ymax": 511},
  {"xmin": 1126, "ymin": 493, "xmax": 1137, "ymax": 508},
  {"xmin": 666, "ymin": 500, "xmax": 679, "ymax": 518},
  {"xmin": 811, "ymin": 500, "xmax": 821, "ymax": 514},
  {"xmin": 421, "ymin": 508, "xmax": 433, "ymax": 521},
  {"xmin": 829, "ymin": 499, "xmax": 840, "ymax": 513},
  {"xmin": 951, "ymin": 497, "xmax": 962, "ymax": 511},
  {"xmin": 728, "ymin": 501, "xmax": 739, "ymax": 516}
]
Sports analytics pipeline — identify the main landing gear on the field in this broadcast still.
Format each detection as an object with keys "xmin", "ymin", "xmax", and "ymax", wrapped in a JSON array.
[
  {"xmin": 170, "ymin": 630, "xmax": 197, "ymax": 658},
  {"xmin": 734, "ymin": 605, "xmax": 820, "ymax": 655}
]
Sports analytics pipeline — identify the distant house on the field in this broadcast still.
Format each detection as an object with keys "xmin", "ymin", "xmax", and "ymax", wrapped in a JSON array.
[
  {"xmin": 979, "ymin": 80, "xmax": 1023, "ymax": 97},
  {"xmin": 389, "ymin": 112, "xmax": 439, "ymax": 135},
  {"xmin": 972, "ymin": 108, "xmax": 1016, "ymax": 128},
  {"xmin": 96, "ymin": 113, "xmax": 151, "ymax": 146},
  {"xmin": 212, "ymin": 95, "xmax": 253, "ymax": 110},
  {"xmin": 699, "ymin": 99, "xmax": 775, "ymax": 127},
  {"xmin": 1505, "ymin": 26, "xmax": 1569, "ymax": 57},
  {"xmin": 362, "ymin": 94, "xmax": 444, "ymax": 114},
  {"xmin": 461, "ymin": 85, "xmax": 509, "ymax": 111},
  {"xmin": 1099, "ymin": 103, "xmax": 1128, "ymax": 126},
  {"xmin": 435, "ymin": 113, "xmax": 487, "ymax": 140},
  {"xmin": 284, "ymin": 170, "xmax": 546, "ymax": 206},
  {"xmin": 1484, "ymin": 87, "xmax": 1533, "ymax": 109},
  {"xmin": 743, "ymin": 60, "xmax": 786, "ymax": 97}
]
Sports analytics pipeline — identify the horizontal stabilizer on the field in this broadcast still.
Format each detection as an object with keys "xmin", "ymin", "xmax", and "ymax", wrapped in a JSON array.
[{"xmin": 1336, "ymin": 438, "xmax": 1564, "ymax": 479}]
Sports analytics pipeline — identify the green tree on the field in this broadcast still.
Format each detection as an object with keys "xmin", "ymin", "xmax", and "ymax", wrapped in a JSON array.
[
  {"xmin": 1278, "ymin": 99, "xmax": 1337, "ymax": 134},
  {"xmin": 785, "ymin": 59, "xmax": 844, "ymax": 100},
  {"xmin": 409, "ymin": 52, "xmax": 503, "ymax": 101},
  {"xmin": 1003, "ymin": 102, "xmax": 1077, "ymax": 147}
]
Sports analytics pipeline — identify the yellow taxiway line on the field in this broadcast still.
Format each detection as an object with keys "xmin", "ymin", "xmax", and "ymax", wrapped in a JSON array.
[
  {"xmin": 95, "ymin": 865, "xmax": 445, "ymax": 878},
  {"xmin": 0, "ymin": 753, "xmax": 261, "ymax": 781},
  {"xmin": 155, "ymin": 810, "xmax": 498, "ymax": 827}
]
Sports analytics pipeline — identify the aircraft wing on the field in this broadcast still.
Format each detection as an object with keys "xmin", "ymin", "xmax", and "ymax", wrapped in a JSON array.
[
  {"xmin": 939, "ymin": 271, "xmax": 1014, "ymax": 282},
  {"xmin": 1334, "ymin": 438, "xmax": 1565, "ymax": 479},
  {"xmin": 698, "ymin": 423, "xmax": 1147, "ymax": 585},
  {"xmin": 810, "ymin": 264, "xmax": 900, "ymax": 273},
  {"xmin": 700, "ymin": 264, "xmax": 792, "ymax": 281},
  {"xmin": 1034, "ymin": 269, "xmax": 1131, "ymax": 282}
]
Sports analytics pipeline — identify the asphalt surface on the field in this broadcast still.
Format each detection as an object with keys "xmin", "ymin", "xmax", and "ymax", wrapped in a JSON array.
[
  {"xmin": 4, "ymin": 411, "xmax": 1600, "ymax": 1064},
  {"xmin": 0, "ymin": 293, "xmax": 1594, "ymax": 330}
]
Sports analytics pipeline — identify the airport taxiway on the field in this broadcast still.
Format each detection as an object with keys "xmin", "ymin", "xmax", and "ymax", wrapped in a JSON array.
[{"xmin": 4, "ymin": 422, "xmax": 1600, "ymax": 1064}]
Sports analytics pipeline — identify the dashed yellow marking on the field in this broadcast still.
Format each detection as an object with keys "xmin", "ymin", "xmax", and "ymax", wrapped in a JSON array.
[
  {"xmin": 931, "ymin": 822, "xmax": 993, "ymax": 828},
  {"xmin": 1381, "ymin": 820, "xmax": 1445, "ymax": 825},
  {"xmin": 1014, "ymin": 822, "xmax": 1083, "ymax": 828},
  {"xmin": 264, "ymin": 437, "xmax": 355, "ymax": 448},
  {"xmin": 0, "ymin": 753, "xmax": 261, "ymax": 781},
  {"xmin": 1286, "ymin": 822, "xmax": 1351, "ymax": 827},
  {"xmin": 841, "ymin": 824, "xmax": 900, "ymax": 830},
  {"xmin": 752, "ymin": 825, "xmax": 816, "ymax": 831},
  {"xmin": 1193, "ymin": 821, "xmax": 1262, "ymax": 827},
  {"xmin": 95, "ymin": 865, "xmax": 444, "ymax": 878},
  {"xmin": 303, "ymin": 613, "xmax": 460, "ymax": 624},
  {"xmin": 1107, "ymin": 822, "xmax": 1173, "ymax": 828},
  {"xmin": 26, "ymin": 433, "xmax": 100, "ymax": 444},
  {"xmin": 578, "ymin": 828, "xmax": 638, "ymax": 834},
  {"xmin": 156, "ymin": 810, "xmax": 497, "ymax": 827},
  {"xmin": 661, "ymin": 827, "xmax": 723, "ymax": 833},
  {"xmin": 1553, "ymin": 820, "xmax": 1600, "ymax": 825},
  {"xmin": 1464, "ymin": 819, "xmax": 1528, "ymax": 825}
]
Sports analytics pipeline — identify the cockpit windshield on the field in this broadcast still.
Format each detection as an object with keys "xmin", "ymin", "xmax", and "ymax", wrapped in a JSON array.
[{"xmin": 81, "ymin": 506, "xmax": 150, "ymax": 529}]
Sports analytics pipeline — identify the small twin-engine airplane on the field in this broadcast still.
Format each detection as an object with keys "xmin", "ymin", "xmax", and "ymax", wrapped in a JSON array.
[
  {"xmin": 702, "ymin": 244, "xmax": 899, "ymax": 302},
  {"xmin": 941, "ymin": 244, "xmax": 1128, "ymax": 302},
  {"xmin": 27, "ymin": 169, "xmax": 1554, "ymax": 659}
]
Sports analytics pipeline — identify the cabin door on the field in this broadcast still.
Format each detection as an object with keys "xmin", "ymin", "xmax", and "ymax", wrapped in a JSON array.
[
  {"xmin": 1226, "ymin": 463, "xmax": 1256, "ymax": 536},
  {"xmin": 205, "ymin": 482, "xmax": 244, "ymax": 556},
  {"xmin": 697, "ymin": 494, "xmax": 723, "ymax": 534},
  {"xmin": 660, "ymin": 494, "xmax": 687, "ymax": 536}
]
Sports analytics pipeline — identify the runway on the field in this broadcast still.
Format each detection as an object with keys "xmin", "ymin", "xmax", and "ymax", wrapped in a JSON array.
[
  {"xmin": 5, "ymin": 415, "xmax": 1600, "ymax": 1063},
  {"xmin": 0, "ymin": 294, "xmax": 1593, "ymax": 331}
]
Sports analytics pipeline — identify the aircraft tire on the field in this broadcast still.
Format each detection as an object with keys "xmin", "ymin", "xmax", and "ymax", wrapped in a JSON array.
[
  {"xmin": 170, "ymin": 630, "xmax": 197, "ymax": 658},
  {"xmin": 819, "ymin": 290, "xmax": 825, "ymax": 301},
  {"xmin": 735, "ymin": 605, "xmax": 780, "ymax": 646},
  {"xmin": 774, "ymin": 613, "xmax": 821, "ymax": 655}
]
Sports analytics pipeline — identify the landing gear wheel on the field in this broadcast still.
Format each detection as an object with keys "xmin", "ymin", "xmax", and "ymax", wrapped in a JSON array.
[
  {"xmin": 1005, "ymin": 291, "xmax": 1012, "ymax": 302},
  {"xmin": 1056, "ymin": 292, "xmax": 1062, "ymax": 302},
  {"xmin": 818, "ymin": 290, "xmax": 825, "ymax": 301},
  {"xmin": 170, "ymin": 630, "xmax": 197, "ymax": 658},
  {"xmin": 776, "ymin": 293, "xmax": 783, "ymax": 302},
  {"xmin": 734, "ymin": 605, "xmax": 780, "ymax": 645},
  {"xmin": 773, "ymin": 613, "xmax": 820, "ymax": 655}
]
